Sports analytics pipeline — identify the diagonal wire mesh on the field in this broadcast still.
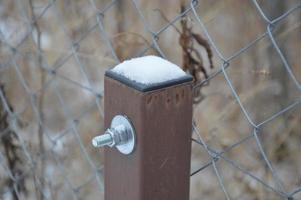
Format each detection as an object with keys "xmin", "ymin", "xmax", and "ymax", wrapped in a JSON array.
[{"xmin": 0, "ymin": 0, "xmax": 301, "ymax": 199}]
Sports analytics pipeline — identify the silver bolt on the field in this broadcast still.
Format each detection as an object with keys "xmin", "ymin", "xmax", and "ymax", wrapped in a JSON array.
[{"xmin": 91, "ymin": 115, "xmax": 136, "ymax": 155}]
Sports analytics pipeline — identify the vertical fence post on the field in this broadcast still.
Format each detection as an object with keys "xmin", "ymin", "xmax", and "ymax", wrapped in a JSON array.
[{"xmin": 103, "ymin": 70, "xmax": 193, "ymax": 200}]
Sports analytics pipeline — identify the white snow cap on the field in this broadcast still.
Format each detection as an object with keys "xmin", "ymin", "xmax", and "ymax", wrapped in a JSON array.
[{"xmin": 111, "ymin": 55, "xmax": 186, "ymax": 85}]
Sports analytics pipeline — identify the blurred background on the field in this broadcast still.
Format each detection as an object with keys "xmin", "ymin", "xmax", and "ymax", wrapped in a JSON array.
[{"xmin": 0, "ymin": 0, "xmax": 301, "ymax": 199}]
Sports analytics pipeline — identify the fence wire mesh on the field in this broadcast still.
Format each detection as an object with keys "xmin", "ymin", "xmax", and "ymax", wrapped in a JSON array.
[{"xmin": 0, "ymin": 0, "xmax": 301, "ymax": 199}]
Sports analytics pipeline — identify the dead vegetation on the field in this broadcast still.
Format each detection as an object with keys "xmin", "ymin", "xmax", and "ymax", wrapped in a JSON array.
[
  {"xmin": 156, "ymin": 4, "xmax": 214, "ymax": 103},
  {"xmin": 0, "ymin": 84, "xmax": 27, "ymax": 200},
  {"xmin": 179, "ymin": 4, "xmax": 214, "ymax": 103}
]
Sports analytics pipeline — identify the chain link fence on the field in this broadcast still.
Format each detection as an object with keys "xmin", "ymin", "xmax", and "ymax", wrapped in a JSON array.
[{"xmin": 0, "ymin": 0, "xmax": 301, "ymax": 199}]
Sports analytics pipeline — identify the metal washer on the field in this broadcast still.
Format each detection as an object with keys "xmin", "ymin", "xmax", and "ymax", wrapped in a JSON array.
[{"xmin": 111, "ymin": 115, "xmax": 136, "ymax": 155}]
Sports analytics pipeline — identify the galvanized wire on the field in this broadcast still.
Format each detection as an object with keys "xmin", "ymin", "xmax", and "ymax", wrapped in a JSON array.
[
  {"xmin": 190, "ymin": 0, "xmax": 301, "ymax": 199},
  {"xmin": 0, "ymin": 0, "xmax": 301, "ymax": 199}
]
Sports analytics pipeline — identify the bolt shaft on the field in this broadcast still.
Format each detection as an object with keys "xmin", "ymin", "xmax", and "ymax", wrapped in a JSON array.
[{"xmin": 92, "ymin": 133, "xmax": 113, "ymax": 147}]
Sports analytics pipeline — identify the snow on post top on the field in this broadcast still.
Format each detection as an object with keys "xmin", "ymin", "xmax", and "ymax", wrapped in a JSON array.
[{"xmin": 111, "ymin": 56, "xmax": 187, "ymax": 85}]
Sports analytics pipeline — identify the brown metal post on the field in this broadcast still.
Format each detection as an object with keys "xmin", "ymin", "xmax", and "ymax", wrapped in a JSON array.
[{"xmin": 104, "ymin": 73, "xmax": 193, "ymax": 200}]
